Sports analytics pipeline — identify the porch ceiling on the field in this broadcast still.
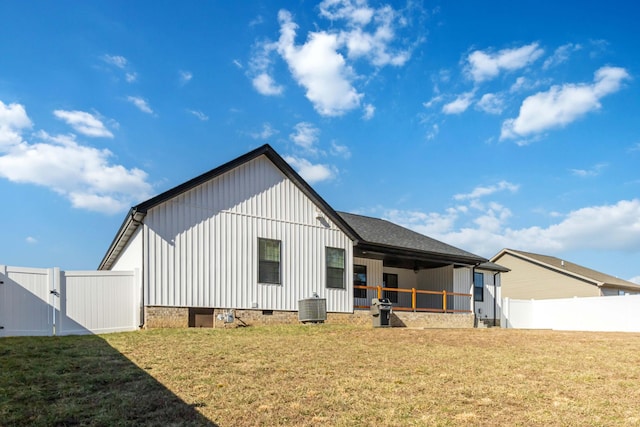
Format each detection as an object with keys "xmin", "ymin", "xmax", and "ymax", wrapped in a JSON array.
[{"xmin": 354, "ymin": 246, "xmax": 470, "ymax": 270}]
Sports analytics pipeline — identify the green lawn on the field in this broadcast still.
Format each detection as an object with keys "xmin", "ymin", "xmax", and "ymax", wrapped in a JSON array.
[{"xmin": 2, "ymin": 325, "xmax": 640, "ymax": 426}]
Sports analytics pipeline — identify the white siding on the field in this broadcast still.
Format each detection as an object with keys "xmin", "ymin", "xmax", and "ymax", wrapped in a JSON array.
[
  {"xmin": 144, "ymin": 155, "xmax": 353, "ymax": 312},
  {"xmin": 474, "ymin": 268, "xmax": 501, "ymax": 321},
  {"xmin": 111, "ymin": 227, "xmax": 143, "ymax": 272}
]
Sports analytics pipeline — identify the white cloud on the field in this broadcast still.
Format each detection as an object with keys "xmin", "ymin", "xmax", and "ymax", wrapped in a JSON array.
[
  {"xmin": 233, "ymin": 59, "xmax": 243, "ymax": 69},
  {"xmin": 179, "ymin": 70, "xmax": 193, "ymax": 85},
  {"xmin": 426, "ymin": 123, "xmax": 439, "ymax": 140},
  {"xmin": 0, "ymin": 101, "xmax": 152, "ymax": 214},
  {"xmin": 630, "ymin": 276, "xmax": 640, "ymax": 285},
  {"xmin": 384, "ymin": 199, "xmax": 640, "ymax": 259},
  {"xmin": 476, "ymin": 93, "xmax": 504, "ymax": 115},
  {"xmin": 570, "ymin": 163, "xmax": 607, "ymax": 177},
  {"xmin": 127, "ymin": 96, "xmax": 154, "ymax": 114},
  {"xmin": 277, "ymin": 10, "xmax": 362, "ymax": 116},
  {"xmin": 319, "ymin": 0, "xmax": 375, "ymax": 26},
  {"xmin": 442, "ymin": 91, "xmax": 474, "ymax": 115},
  {"xmin": 423, "ymin": 94, "xmax": 443, "ymax": 109},
  {"xmin": 102, "ymin": 54, "xmax": 128, "ymax": 69},
  {"xmin": 53, "ymin": 110, "xmax": 113, "ymax": 138},
  {"xmin": 0, "ymin": 101, "xmax": 32, "ymax": 147},
  {"xmin": 284, "ymin": 155, "xmax": 335, "ymax": 183},
  {"xmin": 125, "ymin": 72, "xmax": 137, "ymax": 83},
  {"xmin": 250, "ymin": 123, "xmax": 278, "ymax": 140},
  {"xmin": 289, "ymin": 122, "xmax": 320, "ymax": 150},
  {"xmin": 330, "ymin": 141, "xmax": 351, "ymax": 158},
  {"xmin": 466, "ymin": 43, "xmax": 544, "ymax": 83},
  {"xmin": 26, "ymin": 236, "xmax": 37, "ymax": 244},
  {"xmin": 187, "ymin": 110, "xmax": 209, "ymax": 121},
  {"xmin": 252, "ymin": 73, "xmax": 284, "ymax": 96},
  {"xmin": 543, "ymin": 43, "xmax": 582, "ymax": 69},
  {"xmin": 250, "ymin": 2, "xmax": 416, "ymax": 117},
  {"xmin": 454, "ymin": 180, "xmax": 520, "ymax": 201},
  {"xmin": 501, "ymin": 66, "xmax": 630, "ymax": 140},
  {"xmin": 362, "ymin": 103, "xmax": 375, "ymax": 120}
]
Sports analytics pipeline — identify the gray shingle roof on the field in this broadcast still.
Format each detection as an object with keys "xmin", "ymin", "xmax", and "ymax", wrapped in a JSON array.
[
  {"xmin": 337, "ymin": 211, "xmax": 486, "ymax": 265},
  {"xmin": 493, "ymin": 249, "xmax": 640, "ymax": 290}
]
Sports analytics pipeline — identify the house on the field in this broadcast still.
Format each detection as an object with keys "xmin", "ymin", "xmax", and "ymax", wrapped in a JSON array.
[
  {"xmin": 100, "ymin": 144, "xmax": 506, "ymax": 328},
  {"xmin": 490, "ymin": 248, "xmax": 640, "ymax": 300}
]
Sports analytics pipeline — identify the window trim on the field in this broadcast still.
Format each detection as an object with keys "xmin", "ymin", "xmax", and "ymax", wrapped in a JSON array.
[
  {"xmin": 258, "ymin": 238, "xmax": 281, "ymax": 285},
  {"xmin": 326, "ymin": 247, "xmax": 346, "ymax": 289}
]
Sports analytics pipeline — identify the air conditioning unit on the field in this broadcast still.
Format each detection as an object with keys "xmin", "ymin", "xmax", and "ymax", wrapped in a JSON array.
[{"xmin": 298, "ymin": 296, "xmax": 327, "ymax": 323}]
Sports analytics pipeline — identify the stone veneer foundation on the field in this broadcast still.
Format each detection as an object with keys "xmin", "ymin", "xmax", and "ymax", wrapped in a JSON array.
[{"xmin": 144, "ymin": 306, "xmax": 475, "ymax": 329}]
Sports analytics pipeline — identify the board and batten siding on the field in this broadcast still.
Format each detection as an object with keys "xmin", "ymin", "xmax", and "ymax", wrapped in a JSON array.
[
  {"xmin": 142, "ymin": 155, "xmax": 353, "ymax": 313},
  {"xmin": 473, "ymin": 267, "xmax": 501, "ymax": 321}
]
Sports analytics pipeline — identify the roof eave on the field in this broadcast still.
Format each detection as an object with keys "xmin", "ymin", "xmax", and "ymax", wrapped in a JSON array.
[{"xmin": 357, "ymin": 241, "xmax": 486, "ymax": 266}]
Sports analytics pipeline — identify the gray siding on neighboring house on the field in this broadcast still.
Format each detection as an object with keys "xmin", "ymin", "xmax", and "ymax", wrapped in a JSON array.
[
  {"xmin": 495, "ymin": 252, "xmax": 600, "ymax": 299},
  {"xmin": 142, "ymin": 155, "xmax": 353, "ymax": 312}
]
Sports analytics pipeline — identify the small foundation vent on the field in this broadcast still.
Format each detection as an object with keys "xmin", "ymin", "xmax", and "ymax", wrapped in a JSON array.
[{"xmin": 298, "ymin": 296, "xmax": 327, "ymax": 323}]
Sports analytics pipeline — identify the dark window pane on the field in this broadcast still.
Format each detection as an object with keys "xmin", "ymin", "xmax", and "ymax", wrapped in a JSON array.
[
  {"xmin": 354, "ymin": 264, "xmax": 367, "ymax": 298},
  {"xmin": 259, "ymin": 239, "xmax": 280, "ymax": 284},
  {"xmin": 326, "ymin": 247, "xmax": 345, "ymax": 288}
]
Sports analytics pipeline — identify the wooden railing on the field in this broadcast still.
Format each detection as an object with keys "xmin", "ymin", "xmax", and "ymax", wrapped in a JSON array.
[{"xmin": 354, "ymin": 285, "xmax": 472, "ymax": 313}]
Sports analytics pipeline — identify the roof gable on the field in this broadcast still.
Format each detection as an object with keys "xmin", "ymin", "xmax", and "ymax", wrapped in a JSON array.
[
  {"xmin": 492, "ymin": 248, "xmax": 640, "ymax": 290},
  {"xmin": 99, "ymin": 144, "xmax": 357, "ymax": 269}
]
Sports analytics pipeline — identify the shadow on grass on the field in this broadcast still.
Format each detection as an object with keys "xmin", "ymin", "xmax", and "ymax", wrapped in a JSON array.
[{"xmin": 0, "ymin": 334, "xmax": 217, "ymax": 426}]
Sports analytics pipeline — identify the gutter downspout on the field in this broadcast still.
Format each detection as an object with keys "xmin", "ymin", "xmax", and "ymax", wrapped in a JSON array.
[
  {"xmin": 471, "ymin": 263, "xmax": 481, "ymax": 327},
  {"xmin": 130, "ymin": 211, "xmax": 146, "ymax": 329},
  {"xmin": 493, "ymin": 272, "xmax": 500, "ymax": 327}
]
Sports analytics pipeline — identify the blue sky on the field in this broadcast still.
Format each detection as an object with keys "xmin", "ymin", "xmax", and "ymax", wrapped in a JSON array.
[{"xmin": 1, "ymin": 1, "xmax": 639, "ymax": 283}]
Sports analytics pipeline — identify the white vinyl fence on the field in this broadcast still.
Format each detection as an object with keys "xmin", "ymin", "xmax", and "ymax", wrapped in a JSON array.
[
  {"xmin": 502, "ymin": 295, "xmax": 640, "ymax": 332},
  {"xmin": 0, "ymin": 265, "xmax": 140, "ymax": 337}
]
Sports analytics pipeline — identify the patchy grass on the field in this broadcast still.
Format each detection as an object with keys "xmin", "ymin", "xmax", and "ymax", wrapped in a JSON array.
[{"xmin": 2, "ymin": 326, "xmax": 640, "ymax": 426}]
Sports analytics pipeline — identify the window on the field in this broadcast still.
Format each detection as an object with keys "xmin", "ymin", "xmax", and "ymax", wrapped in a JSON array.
[
  {"xmin": 354, "ymin": 265, "xmax": 367, "ymax": 298},
  {"xmin": 326, "ymin": 247, "xmax": 345, "ymax": 289},
  {"xmin": 474, "ymin": 272, "xmax": 484, "ymax": 302},
  {"xmin": 383, "ymin": 273, "xmax": 398, "ymax": 303},
  {"xmin": 258, "ymin": 238, "xmax": 281, "ymax": 284}
]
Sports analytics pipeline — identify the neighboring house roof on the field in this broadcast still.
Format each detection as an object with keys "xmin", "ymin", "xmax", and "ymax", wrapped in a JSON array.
[
  {"xmin": 491, "ymin": 248, "xmax": 640, "ymax": 291},
  {"xmin": 477, "ymin": 261, "xmax": 510, "ymax": 273},
  {"xmin": 99, "ymin": 144, "xmax": 359, "ymax": 270},
  {"xmin": 338, "ymin": 212, "xmax": 487, "ymax": 267}
]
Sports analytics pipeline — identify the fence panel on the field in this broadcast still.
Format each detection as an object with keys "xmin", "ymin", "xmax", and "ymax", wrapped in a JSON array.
[
  {"xmin": 0, "ymin": 265, "xmax": 53, "ymax": 336},
  {"xmin": 0, "ymin": 265, "xmax": 137, "ymax": 337},
  {"xmin": 502, "ymin": 295, "xmax": 640, "ymax": 332},
  {"xmin": 59, "ymin": 270, "xmax": 139, "ymax": 336}
]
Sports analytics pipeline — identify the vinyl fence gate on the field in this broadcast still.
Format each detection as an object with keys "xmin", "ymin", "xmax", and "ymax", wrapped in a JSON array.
[{"xmin": 0, "ymin": 265, "xmax": 140, "ymax": 337}]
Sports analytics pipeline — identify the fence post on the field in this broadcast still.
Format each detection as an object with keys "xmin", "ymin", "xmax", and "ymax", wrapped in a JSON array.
[
  {"xmin": 502, "ymin": 297, "xmax": 509, "ymax": 328},
  {"xmin": 412, "ymin": 288, "xmax": 416, "ymax": 312},
  {"xmin": 442, "ymin": 290, "xmax": 447, "ymax": 313}
]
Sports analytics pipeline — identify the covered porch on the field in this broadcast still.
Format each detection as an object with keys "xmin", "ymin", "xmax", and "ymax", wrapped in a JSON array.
[{"xmin": 352, "ymin": 253, "xmax": 476, "ymax": 313}]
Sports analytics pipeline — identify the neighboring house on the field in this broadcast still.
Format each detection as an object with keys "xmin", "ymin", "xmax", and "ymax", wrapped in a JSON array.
[
  {"xmin": 491, "ymin": 248, "xmax": 640, "ymax": 300},
  {"xmin": 100, "ymin": 144, "xmax": 505, "ymax": 328}
]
